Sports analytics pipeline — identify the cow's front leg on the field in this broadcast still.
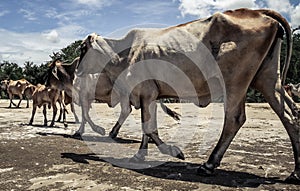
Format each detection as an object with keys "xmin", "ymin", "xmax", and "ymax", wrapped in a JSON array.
[
  {"xmin": 81, "ymin": 98, "xmax": 105, "ymax": 135},
  {"xmin": 8, "ymin": 93, "xmax": 16, "ymax": 108},
  {"xmin": 130, "ymin": 134, "xmax": 149, "ymax": 162},
  {"xmin": 26, "ymin": 98, "xmax": 29, "ymax": 108},
  {"xmin": 56, "ymin": 100, "xmax": 63, "ymax": 122},
  {"xmin": 73, "ymin": 117, "xmax": 86, "ymax": 138},
  {"xmin": 42, "ymin": 105, "xmax": 48, "ymax": 126},
  {"xmin": 16, "ymin": 94, "xmax": 23, "ymax": 108},
  {"xmin": 109, "ymin": 98, "xmax": 132, "ymax": 139},
  {"xmin": 29, "ymin": 105, "xmax": 37, "ymax": 125},
  {"xmin": 70, "ymin": 103, "xmax": 79, "ymax": 123},
  {"xmin": 133, "ymin": 100, "xmax": 184, "ymax": 162},
  {"xmin": 49, "ymin": 103, "xmax": 57, "ymax": 127}
]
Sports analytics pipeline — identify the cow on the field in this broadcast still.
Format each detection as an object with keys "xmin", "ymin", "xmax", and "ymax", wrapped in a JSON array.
[
  {"xmin": 73, "ymin": 71, "xmax": 180, "ymax": 138},
  {"xmin": 46, "ymin": 58, "xmax": 80, "ymax": 127},
  {"xmin": 1, "ymin": 79, "xmax": 31, "ymax": 108},
  {"xmin": 77, "ymin": 8, "xmax": 300, "ymax": 182},
  {"xmin": 24, "ymin": 83, "xmax": 71, "ymax": 127},
  {"xmin": 28, "ymin": 84, "xmax": 60, "ymax": 127},
  {"xmin": 50, "ymin": 57, "xmax": 180, "ymax": 137}
]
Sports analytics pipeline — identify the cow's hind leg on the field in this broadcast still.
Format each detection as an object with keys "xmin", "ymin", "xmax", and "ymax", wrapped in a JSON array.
[
  {"xmin": 251, "ymin": 36, "xmax": 300, "ymax": 183},
  {"xmin": 256, "ymin": 82, "xmax": 300, "ymax": 183},
  {"xmin": 43, "ymin": 105, "xmax": 48, "ymax": 126},
  {"xmin": 198, "ymin": 96, "xmax": 246, "ymax": 175}
]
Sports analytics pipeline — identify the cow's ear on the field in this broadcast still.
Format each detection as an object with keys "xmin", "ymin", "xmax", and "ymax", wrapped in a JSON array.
[
  {"xmin": 52, "ymin": 66, "xmax": 59, "ymax": 80},
  {"xmin": 86, "ymin": 35, "xmax": 93, "ymax": 49}
]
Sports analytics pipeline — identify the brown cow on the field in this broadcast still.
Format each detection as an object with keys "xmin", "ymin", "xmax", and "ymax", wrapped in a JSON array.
[
  {"xmin": 28, "ymin": 84, "xmax": 60, "ymax": 127},
  {"xmin": 46, "ymin": 58, "xmax": 80, "ymax": 127},
  {"xmin": 77, "ymin": 8, "xmax": 300, "ymax": 182},
  {"xmin": 1, "ymin": 79, "xmax": 31, "ymax": 108}
]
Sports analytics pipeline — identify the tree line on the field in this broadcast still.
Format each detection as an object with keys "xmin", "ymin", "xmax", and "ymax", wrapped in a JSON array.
[{"xmin": 1, "ymin": 34, "xmax": 300, "ymax": 102}]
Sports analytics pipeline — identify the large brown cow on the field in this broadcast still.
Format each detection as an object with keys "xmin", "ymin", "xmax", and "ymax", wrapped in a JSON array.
[
  {"xmin": 77, "ymin": 8, "xmax": 300, "ymax": 182},
  {"xmin": 1, "ymin": 79, "xmax": 31, "ymax": 108}
]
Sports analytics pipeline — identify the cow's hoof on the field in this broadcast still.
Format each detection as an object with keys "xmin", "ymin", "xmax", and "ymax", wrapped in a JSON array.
[
  {"xmin": 108, "ymin": 131, "xmax": 118, "ymax": 139},
  {"xmin": 92, "ymin": 125, "xmax": 105, "ymax": 136},
  {"xmin": 197, "ymin": 164, "xmax": 215, "ymax": 176},
  {"xmin": 129, "ymin": 154, "xmax": 145, "ymax": 163},
  {"xmin": 72, "ymin": 131, "xmax": 83, "ymax": 140},
  {"xmin": 158, "ymin": 144, "xmax": 185, "ymax": 160},
  {"xmin": 285, "ymin": 172, "xmax": 300, "ymax": 184},
  {"xmin": 172, "ymin": 146, "xmax": 185, "ymax": 160}
]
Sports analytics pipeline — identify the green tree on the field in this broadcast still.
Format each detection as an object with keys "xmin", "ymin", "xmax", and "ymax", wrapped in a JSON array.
[
  {"xmin": 0, "ymin": 61, "xmax": 23, "ymax": 81},
  {"xmin": 22, "ymin": 61, "xmax": 49, "ymax": 85},
  {"xmin": 49, "ymin": 40, "xmax": 82, "ymax": 63}
]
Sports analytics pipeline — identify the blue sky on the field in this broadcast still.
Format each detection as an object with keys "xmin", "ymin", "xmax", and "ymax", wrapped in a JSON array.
[{"xmin": 0, "ymin": 0, "xmax": 299, "ymax": 65}]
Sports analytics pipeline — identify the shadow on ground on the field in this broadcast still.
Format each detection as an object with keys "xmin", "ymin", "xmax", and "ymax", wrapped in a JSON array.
[{"xmin": 61, "ymin": 152, "xmax": 290, "ymax": 188}]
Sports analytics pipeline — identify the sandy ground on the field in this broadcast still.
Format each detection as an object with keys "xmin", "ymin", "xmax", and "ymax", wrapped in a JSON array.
[{"xmin": 0, "ymin": 99, "xmax": 299, "ymax": 190}]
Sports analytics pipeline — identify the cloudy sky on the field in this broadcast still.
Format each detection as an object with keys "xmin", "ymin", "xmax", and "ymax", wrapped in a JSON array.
[{"xmin": 0, "ymin": 0, "xmax": 299, "ymax": 65}]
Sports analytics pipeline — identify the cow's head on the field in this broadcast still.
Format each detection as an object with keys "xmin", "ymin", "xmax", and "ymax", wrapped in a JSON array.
[
  {"xmin": 77, "ymin": 33, "xmax": 120, "ymax": 76},
  {"xmin": 1, "ymin": 80, "xmax": 9, "ymax": 90},
  {"xmin": 46, "ymin": 58, "xmax": 80, "ymax": 105}
]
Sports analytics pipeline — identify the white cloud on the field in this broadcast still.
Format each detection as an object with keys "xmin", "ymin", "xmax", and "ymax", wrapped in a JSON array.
[
  {"xmin": 291, "ymin": 4, "xmax": 300, "ymax": 29},
  {"xmin": 178, "ymin": 0, "xmax": 300, "ymax": 32},
  {"xmin": 265, "ymin": 0, "xmax": 293, "ymax": 14},
  {"xmin": 127, "ymin": 1, "xmax": 177, "ymax": 17},
  {"xmin": 178, "ymin": 0, "xmax": 300, "ymax": 21},
  {"xmin": 179, "ymin": 0, "xmax": 258, "ymax": 18},
  {"xmin": 0, "ymin": 25, "xmax": 85, "ymax": 65},
  {"xmin": 73, "ymin": 0, "xmax": 115, "ymax": 9},
  {"xmin": 19, "ymin": 8, "xmax": 37, "ymax": 21},
  {"xmin": 43, "ymin": 30, "xmax": 60, "ymax": 43},
  {"xmin": 0, "ymin": 10, "xmax": 9, "ymax": 17}
]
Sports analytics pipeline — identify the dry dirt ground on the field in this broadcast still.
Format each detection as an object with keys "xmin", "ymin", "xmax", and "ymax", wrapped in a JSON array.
[{"xmin": 0, "ymin": 99, "xmax": 300, "ymax": 190}]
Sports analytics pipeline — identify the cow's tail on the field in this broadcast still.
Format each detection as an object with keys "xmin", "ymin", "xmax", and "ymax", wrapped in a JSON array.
[
  {"xmin": 159, "ymin": 100, "xmax": 181, "ymax": 121},
  {"xmin": 258, "ymin": 9, "xmax": 292, "ymax": 85}
]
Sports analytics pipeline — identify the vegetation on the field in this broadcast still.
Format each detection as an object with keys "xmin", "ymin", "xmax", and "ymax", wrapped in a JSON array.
[{"xmin": 0, "ymin": 34, "xmax": 299, "ymax": 102}]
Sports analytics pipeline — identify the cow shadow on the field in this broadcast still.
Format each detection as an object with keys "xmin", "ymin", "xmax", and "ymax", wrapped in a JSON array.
[
  {"xmin": 0, "ymin": 106, "xmax": 28, "ymax": 109},
  {"xmin": 36, "ymin": 132, "xmax": 140, "ymax": 144},
  {"xmin": 61, "ymin": 152, "xmax": 289, "ymax": 188}
]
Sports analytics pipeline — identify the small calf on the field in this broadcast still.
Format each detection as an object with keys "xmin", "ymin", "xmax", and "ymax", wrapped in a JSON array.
[{"xmin": 29, "ymin": 84, "xmax": 60, "ymax": 126}]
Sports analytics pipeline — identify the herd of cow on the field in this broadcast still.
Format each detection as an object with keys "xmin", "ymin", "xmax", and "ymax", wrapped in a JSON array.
[{"xmin": 1, "ymin": 8, "xmax": 300, "ymax": 183}]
